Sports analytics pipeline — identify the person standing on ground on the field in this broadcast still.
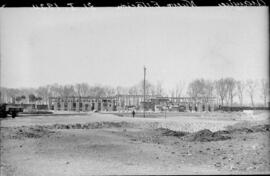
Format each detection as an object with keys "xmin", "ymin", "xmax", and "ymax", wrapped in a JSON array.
[{"xmin": 132, "ymin": 110, "xmax": 135, "ymax": 118}]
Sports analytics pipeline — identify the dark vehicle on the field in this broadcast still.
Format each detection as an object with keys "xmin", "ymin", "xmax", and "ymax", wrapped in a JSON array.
[{"xmin": 0, "ymin": 103, "xmax": 23, "ymax": 118}]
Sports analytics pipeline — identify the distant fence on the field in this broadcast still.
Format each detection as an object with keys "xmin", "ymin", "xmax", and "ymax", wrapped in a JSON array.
[{"xmin": 217, "ymin": 106, "xmax": 270, "ymax": 112}]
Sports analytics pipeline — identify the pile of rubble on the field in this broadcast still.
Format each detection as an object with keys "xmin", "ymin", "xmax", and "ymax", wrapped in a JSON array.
[
  {"xmin": 13, "ymin": 126, "xmax": 55, "ymax": 139},
  {"xmin": 49, "ymin": 121, "xmax": 133, "ymax": 129},
  {"xmin": 159, "ymin": 124, "xmax": 270, "ymax": 142},
  {"xmin": 159, "ymin": 128, "xmax": 231, "ymax": 142},
  {"xmin": 182, "ymin": 129, "xmax": 231, "ymax": 142}
]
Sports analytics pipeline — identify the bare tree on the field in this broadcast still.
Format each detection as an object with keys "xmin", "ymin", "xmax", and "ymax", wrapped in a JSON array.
[
  {"xmin": 104, "ymin": 86, "xmax": 116, "ymax": 96},
  {"xmin": 170, "ymin": 88, "xmax": 175, "ymax": 98},
  {"xmin": 146, "ymin": 81, "xmax": 153, "ymax": 96},
  {"xmin": 116, "ymin": 86, "xmax": 128, "ymax": 95},
  {"xmin": 236, "ymin": 81, "xmax": 245, "ymax": 106},
  {"xmin": 50, "ymin": 83, "xmax": 62, "ymax": 97},
  {"xmin": 89, "ymin": 85, "xmax": 106, "ymax": 97},
  {"xmin": 187, "ymin": 79, "xmax": 214, "ymax": 104},
  {"xmin": 0, "ymin": 87, "xmax": 9, "ymax": 103},
  {"xmin": 225, "ymin": 78, "xmax": 236, "ymax": 106},
  {"xmin": 204, "ymin": 80, "xmax": 214, "ymax": 104},
  {"xmin": 150, "ymin": 86, "xmax": 156, "ymax": 96},
  {"xmin": 246, "ymin": 79, "xmax": 257, "ymax": 107},
  {"xmin": 0, "ymin": 87, "xmax": 36, "ymax": 104},
  {"xmin": 75, "ymin": 83, "xmax": 90, "ymax": 97},
  {"xmin": 62, "ymin": 85, "xmax": 76, "ymax": 97},
  {"xmin": 261, "ymin": 79, "xmax": 269, "ymax": 107},
  {"xmin": 138, "ymin": 80, "xmax": 153, "ymax": 96},
  {"xmin": 175, "ymin": 81, "xmax": 186, "ymax": 98},
  {"xmin": 187, "ymin": 79, "xmax": 207, "ymax": 102},
  {"xmin": 36, "ymin": 85, "xmax": 51, "ymax": 104},
  {"xmin": 155, "ymin": 81, "xmax": 164, "ymax": 96},
  {"xmin": 128, "ymin": 86, "xmax": 138, "ymax": 95},
  {"xmin": 116, "ymin": 86, "xmax": 123, "ymax": 95},
  {"xmin": 215, "ymin": 78, "xmax": 229, "ymax": 106}
]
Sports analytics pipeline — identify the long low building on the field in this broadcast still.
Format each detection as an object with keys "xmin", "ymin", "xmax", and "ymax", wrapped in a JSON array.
[{"xmin": 48, "ymin": 95, "xmax": 216, "ymax": 112}]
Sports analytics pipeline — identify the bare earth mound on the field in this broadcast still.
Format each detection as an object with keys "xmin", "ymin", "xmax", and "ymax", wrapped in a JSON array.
[{"xmin": 1, "ymin": 112, "xmax": 269, "ymax": 175}]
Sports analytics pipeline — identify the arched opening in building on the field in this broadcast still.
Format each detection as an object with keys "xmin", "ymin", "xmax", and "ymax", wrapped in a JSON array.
[
  {"xmin": 79, "ymin": 103, "xmax": 82, "ymax": 111},
  {"xmin": 57, "ymin": 103, "xmax": 61, "ymax": 110},
  {"xmin": 91, "ymin": 103, "xmax": 95, "ymax": 111},
  {"xmin": 64, "ymin": 102, "xmax": 68, "ymax": 111},
  {"xmin": 73, "ymin": 103, "xmax": 76, "ymax": 111},
  {"xmin": 85, "ymin": 104, "xmax": 89, "ymax": 111}
]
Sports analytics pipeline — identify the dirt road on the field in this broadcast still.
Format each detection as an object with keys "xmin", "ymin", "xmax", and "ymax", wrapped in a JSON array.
[{"xmin": 1, "ymin": 112, "xmax": 269, "ymax": 175}]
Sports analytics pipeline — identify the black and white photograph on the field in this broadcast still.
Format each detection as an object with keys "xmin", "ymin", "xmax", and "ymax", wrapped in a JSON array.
[{"xmin": 0, "ymin": 3, "xmax": 269, "ymax": 175}]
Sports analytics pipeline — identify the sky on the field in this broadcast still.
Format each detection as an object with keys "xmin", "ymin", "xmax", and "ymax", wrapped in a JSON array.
[{"xmin": 0, "ymin": 7, "xmax": 268, "ymax": 93}]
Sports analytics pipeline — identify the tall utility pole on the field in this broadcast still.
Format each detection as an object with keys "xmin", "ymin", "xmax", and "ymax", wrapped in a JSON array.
[{"xmin": 143, "ymin": 66, "xmax": 146, "ymax": 118}]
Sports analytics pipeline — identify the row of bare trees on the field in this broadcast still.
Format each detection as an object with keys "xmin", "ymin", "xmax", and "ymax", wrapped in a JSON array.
[
  {"xmin": 187, "ymin": 78, "xmax": 269, "ymax": 107},
  {"xmin": 0, "ymin": 81, "xmax": 163, "ymax": 104},
  {"xmin": 0, "ymin": 78, "xmax": 269, "ymax": 107}
]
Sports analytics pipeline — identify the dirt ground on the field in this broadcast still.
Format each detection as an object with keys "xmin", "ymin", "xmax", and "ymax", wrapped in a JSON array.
[{"xmin": 1, "ymin": 111, "xmax": 269, "ymax": 175}]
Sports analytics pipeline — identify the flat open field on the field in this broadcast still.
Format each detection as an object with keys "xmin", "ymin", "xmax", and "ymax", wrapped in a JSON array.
[{"xmin": 1, "ymin": 111, "xmax": 269, "ymax": 175}]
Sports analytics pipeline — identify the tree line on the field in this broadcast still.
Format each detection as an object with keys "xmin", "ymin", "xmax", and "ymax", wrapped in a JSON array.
[
  {"xmin": 186, "ymin": 78, "xmax": 269, "ymax": 107},
  {"xmin": 0, "ymin": 78, "xmax": 268, "ymax": 107}
]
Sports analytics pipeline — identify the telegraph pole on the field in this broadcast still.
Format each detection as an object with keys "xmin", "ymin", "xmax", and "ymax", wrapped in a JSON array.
[{"xmin": 143, "ymin": 66, "xmax": 146, "ymax": 118}]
